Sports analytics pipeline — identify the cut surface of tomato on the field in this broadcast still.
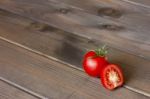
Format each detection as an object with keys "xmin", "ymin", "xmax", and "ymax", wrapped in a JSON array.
[{"xmin": 101, "ymin": 64, "xmax": 124, "ymax": 90}]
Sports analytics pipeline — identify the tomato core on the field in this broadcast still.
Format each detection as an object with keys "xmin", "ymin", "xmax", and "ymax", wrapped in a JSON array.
[{"xmin": 101, "ymin": 64, "xmax": 124, "ymax": 90}]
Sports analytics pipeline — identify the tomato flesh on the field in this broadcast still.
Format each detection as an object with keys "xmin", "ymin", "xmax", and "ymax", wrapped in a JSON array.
[
  {"xmin": 83, "ymin": 57, "xmax": 108, "ymax": 77},
  {"xmin": 101, "ymin": 64, "xmax": 124, "ymax": 90}
]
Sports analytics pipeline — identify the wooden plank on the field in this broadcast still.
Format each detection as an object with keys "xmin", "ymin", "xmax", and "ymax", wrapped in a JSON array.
[
  {"xmin": 51, "ymin": 0, "xmax": 150, "ymax": 13},
  {"xmin": 126, "ymin": 0, "xmax": 150, "ymax": 7},
  {"xmin": 0, "ymin": 80, "xmax": 38, "ymax": 99},
  {"xmin": 48, "ymin": 0, "xmax": 150, "ymax": 30},
  {"xmin": 0, "ymin": 9, "xmax": 150, "ymax": 95},
  {"xmin": 0, "ymin": 0, "xmax": 149, "ymax": 59},
  {"xmin": 0, "ymin": 39, "xmax": 149, "ymax": 99}
]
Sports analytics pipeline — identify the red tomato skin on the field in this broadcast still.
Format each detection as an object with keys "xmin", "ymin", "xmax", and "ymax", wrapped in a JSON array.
[
  {"xmin": 83, "ymin": 57, "xmax": 109, "ymax": 77},
  {"xmin": 84, "ymin": 51, "xmax": 108, "ymax": 61},
  {"xmin": 100, "ymin": 64, "xmax": 124, "ymax": 90},
  {"xmin": 84, "ymin": 51, "xmax": 96, "ymax": 59}
]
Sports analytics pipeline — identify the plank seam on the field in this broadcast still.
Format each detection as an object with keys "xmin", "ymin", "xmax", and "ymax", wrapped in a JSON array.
[
  {"xmin": 0, "ymin": 7, "xmax": 149, "ymax": 61},
  {"xmin": 122, "ymin": 0, "xmax": 150, "ymax": 9},
  {"xmin": 0, "ymin": 77, "xmax": 48, "ymax": 99},
  {"xmin": 124, "ymin": 85, "xmax": 150, "ymax": 97},
  {"xmin": 0, "ymin": 36, "xmax": 83, "ymax": 71},
  {"xmin": 0, "ymin": 36, "xmax": 150, "ymax": 97}
]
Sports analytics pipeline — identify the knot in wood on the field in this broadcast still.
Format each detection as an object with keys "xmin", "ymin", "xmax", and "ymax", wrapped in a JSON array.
[
  {"xmin": 59, "ymin": 8, "xmax": 70, "ymax": 14},
  {"xmin": 98, "ymin": 24, "xmax": 124, "ymax": 31},
  {"xmin": 98, "ymin": 8, "xmax": 122, "ymax": 18}
]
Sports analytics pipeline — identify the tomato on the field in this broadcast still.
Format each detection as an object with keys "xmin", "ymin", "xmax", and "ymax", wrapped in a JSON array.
[
  {"xmin": 84, "ymin": 51, "xmax": 96, "ymax": 59},
  {"xmin": 83, "ymin": 56, "xmax": 108, "ymax": 77},
  {"xmin": 100, "ymin": 64, "xmax": 124, "ymax": 90},
  {"xmin": 84, "ymin": 51, "xmax": 108, "ymax": 60},
  {"xmin": 83, "ymin": 46, "xmax": 108, "ymax": 77}
]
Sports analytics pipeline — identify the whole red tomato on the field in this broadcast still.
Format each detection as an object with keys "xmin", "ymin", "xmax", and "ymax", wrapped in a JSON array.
[
  {"xmin": 100, "ymin": 64, "xmax": 124, "ymax": 90},
  {"xmin": 83, "ymin": 56, "xmax": 108, "ymax": 77},
  {"xmin": 83, "ymin": 46, "xmax": 108, "ymax": 77},
  {"xmin": 84, "ymin": 51, "xmax": 96, "ymax": 59}
]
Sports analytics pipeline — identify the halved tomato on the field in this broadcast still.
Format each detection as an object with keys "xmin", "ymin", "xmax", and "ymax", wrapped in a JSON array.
[{"xmin": 100, "ymin": 64, "xmax": 124, "ymax": 90}]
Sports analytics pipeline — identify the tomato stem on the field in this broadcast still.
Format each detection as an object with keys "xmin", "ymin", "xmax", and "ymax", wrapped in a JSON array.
[{"xmin": 95, "ymin": 45, "xmax": 108, "ymax": 57}]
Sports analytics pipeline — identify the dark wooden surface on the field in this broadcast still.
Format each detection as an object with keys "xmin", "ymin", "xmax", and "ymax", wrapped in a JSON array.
[
  {"xmin": 0, "ymin": 9, "xmax": 150, "ymax": 95},
  {"xmin": 0, "ymin": 0, "xmax": 149, "ymax": 98},
  {"xmin": 128, "ymin": 0, "xmax": 150, "ymax": 7},
  {"xmin": 0, "ymin": 79, "xmax": 38, "ymax": 99},
  {"xmin": 0, "ymin": 39, "xmax": 149, "ymax": 99},
  {"xmin": 0, "ymin": 0, "xmax": 149, "ymax": 59},
  {"xmin": 50, "ymin": 0, "xmax": 150, "ymax": 13}
]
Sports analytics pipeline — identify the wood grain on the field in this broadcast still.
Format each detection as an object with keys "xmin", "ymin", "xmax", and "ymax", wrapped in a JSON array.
[
  {"xmin": 51, "ymin": 0, "xmax": 150, "ymax": 13},
  {"xmin": 0, "ymin": 80, "xmax": 38, "ymax": 99},
  {"xmin": 0, "ymin": 39, "xmax": 149, "ymax": 99},
  {"xmin": 0, "ymin": 9, "xmax": 149, "ymax": 95},
  {"xmin": 127, "ymin": 0, "xmax": 150, "ymax": 7},
  {"xmin": 0, "ymin": 0, "xmax": 149, "ymax": 59}
]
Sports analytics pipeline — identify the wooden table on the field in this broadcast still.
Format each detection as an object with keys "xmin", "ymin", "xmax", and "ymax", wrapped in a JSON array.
[{"xmin": 0, "ymin": 0, "xmax": 149, "ymax": 99}]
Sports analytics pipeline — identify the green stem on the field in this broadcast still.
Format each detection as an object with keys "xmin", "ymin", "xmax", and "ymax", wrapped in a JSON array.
[{"xmin": 95, "ymin": 45, "xmax": 108, "ymax": 57}]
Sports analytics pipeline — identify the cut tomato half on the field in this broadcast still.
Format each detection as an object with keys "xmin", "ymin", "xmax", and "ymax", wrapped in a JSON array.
[{"xmin": 101, "ymin": 64, "xmax": 124, "ymax": 90}]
